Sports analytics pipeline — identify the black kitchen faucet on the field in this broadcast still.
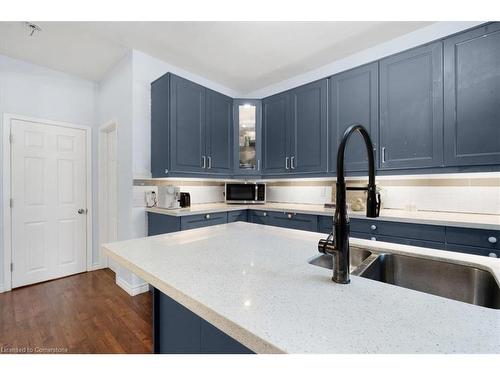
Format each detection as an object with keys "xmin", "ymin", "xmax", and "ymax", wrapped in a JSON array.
[{"xmin": 318, "ymin": 124, "xmax": 380, "ymax": 284}]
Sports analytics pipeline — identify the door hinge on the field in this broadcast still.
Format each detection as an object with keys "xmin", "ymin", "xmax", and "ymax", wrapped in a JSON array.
[
  {"xmin": 9, "ymin": 198, "xmax": 13, "ymax": 208},
  {"xmin": 9, "ymin": 134, "xmax": 13, "ymax": 143},
  {"xmin": 10, "ymin": 263, "xmax": 14, "ymax": 272}
]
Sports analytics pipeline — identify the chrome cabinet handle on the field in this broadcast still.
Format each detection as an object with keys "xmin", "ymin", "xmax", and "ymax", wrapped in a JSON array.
[
  {"xmin": 257, "ymin": 159, "xmax": 260, "ymax": 171},
  {"xmin": 371, "ymin": 237, "xmax": 377, "ymax": 241},
  {"xmin": 205, "ymin": 214, "xmax": 211, "ymax": 219},
  {"xmin": 291, "ymin": 156, "xmax": 295, "ymax": 169},
  {"xmin": 489, "ymin": 252, "xmax": 498, "ymax": 258},
  {"xmin": 381, "ymin": 147, "xmax": 386, "ymax": 163},
  {"xmin": 77, "ymin": 208, "xmax": 86, "ymax": 214},
  {"xmin": 285, "ymin": 157, "xmax": 290, "ymax": 170},
  {"xmin": 263, "ymin": 212, "xmax": 267, "ymax": 217},
  {"xmin": 202, "ymin": 156, "xmax": 206, "ymax": 169},
  {"xmin": 208, "ymin": 156, "xmax": 212, "ymax": 169},
  {"xmin": 488, "ymin": 236, "xmax": 497, "ymax": 244},
  {"xmin": 370, "ymin": 225, "xmax": 377, "ymax": 230}
]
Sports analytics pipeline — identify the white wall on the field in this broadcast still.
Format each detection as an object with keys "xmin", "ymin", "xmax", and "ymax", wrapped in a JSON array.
[
  {"xmin": 130, "ymin": 50, "xmax": 239, "ymax": 239},
  {"xmin": 0, "ymin": 54, "xmax": 98, "ymax": 291},
  {"xmin": 245, "ymin": 21, "xmax": 484, "ymax": 98}
]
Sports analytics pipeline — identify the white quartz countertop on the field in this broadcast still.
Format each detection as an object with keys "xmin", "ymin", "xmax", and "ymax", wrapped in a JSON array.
[
  {"xmin": 146, "ymin": 203, "xmax": 500, "ymax": 230},
  {"xmin": 103, "ymin": 222, "xmax": 500, "ymax": 353}
]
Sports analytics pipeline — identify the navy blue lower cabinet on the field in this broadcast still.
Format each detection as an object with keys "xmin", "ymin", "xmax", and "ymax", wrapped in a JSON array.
[
  {"xmin": 444, "ymin": 244, "xmax": 499, "ymax": 258},
  {"xmin": 445, "ymin": 226, "xmax": 500, "ymax": 251},
  {"xmin": 349, "ymin": 219, "xmax": 446, "ymax": 250},
  {"xmin": 153, "ymin": 288, "xmax": 253, "ymax": 354},
  {"xmin": 180, "ymin": 212, "xmax": 228, "ymax": 230},
  {"xmin": 227, "ymin": 209, "xmax": 248, "ymax": 223},
  {"xmin": 249, "ymin": 210, "xmax": 270, "ymax": 225},
  {"xmin": 148, "ymin": 213, "xmax": 181, "ymax": 236},
  {"xmin": 361, "ymin": 233, "xmax": 446, "ymax": 250},
  {"xmin": 268, "ymin": 211, "xmax": 319, "ymax": 232},
  {"xmin": 318, "ymin": 215, "xmax": 334, "ymax": 234},
  {"xmin": 445, "ymin": 226, "xmax": 500, "ymax": 257},
  {"xmin": 350, "ymin": 219, "xmax": 446, "ymax": 243}
]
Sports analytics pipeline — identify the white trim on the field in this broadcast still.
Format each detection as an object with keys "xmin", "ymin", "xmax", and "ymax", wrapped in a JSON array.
[
  {"xmin": 98, "ymin": 120, "xmax": 119, "ymax": 270},
  {"xmin": 116, "ymin": 274, "xmax": 149, "ymax": 296},
  {"xmin": 1, "ymin": 113, "xmax": 93, "ymax": 293}
]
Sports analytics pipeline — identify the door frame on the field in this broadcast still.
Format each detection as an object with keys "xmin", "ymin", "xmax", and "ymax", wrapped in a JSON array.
[
  {"xmin": 1, "ymin": 113, "xmax": 93, "ymax": 293},
  {"xmin": 98, "ymin": 120, "xmax": 118, "ymax": 270}
]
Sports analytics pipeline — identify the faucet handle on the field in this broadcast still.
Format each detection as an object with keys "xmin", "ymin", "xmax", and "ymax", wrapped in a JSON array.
[{"xmin": 376, "ymin": 191, "xmax": 381, "ymax": 216}]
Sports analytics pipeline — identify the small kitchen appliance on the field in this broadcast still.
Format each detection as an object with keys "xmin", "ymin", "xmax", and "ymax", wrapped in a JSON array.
[
  {"xmin": 157, "ymin": 185, "xmax": 181, "ymax": 209},
  {"xmin": 225, "ymin": 182, "xmax": 265, "ymax": 204},
  {"xmin": 179, "ymin": 192, "xmax": 191, "ymax": 208}
]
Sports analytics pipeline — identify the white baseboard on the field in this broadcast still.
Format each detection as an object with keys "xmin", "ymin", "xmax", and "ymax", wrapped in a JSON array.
[
  {"xmin": 89, "ymin": 262, "xmax": 106, "ymax": 271},
  {"xmin": 116, "ymin": 275, "xmax": 149, "ymax": 296}
]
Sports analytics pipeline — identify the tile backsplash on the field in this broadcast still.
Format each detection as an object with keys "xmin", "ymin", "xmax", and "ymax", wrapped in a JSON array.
[
  {"xmin": 133, "ymin": 183, "xmax": 224, "ymax": 207},
  {"xmin": 133, "ymin": 173, "xmax": 500, "ymax": 215}
]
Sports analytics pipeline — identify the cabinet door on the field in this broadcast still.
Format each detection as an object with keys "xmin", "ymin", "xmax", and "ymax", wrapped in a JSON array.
[
  {"xmin": 227, "ymin": 210, "xmax": 248, "ymax": 223},
  {"xmin": 205, "ymin": 89, "xmax": 232, "ymax": 174},
  {"xmin": 379, "ymin": 42, "xmax": 443, "ymax": 169},
  {"xmin": 329, "ymin": 63, "xmax": 378, "ymax": 173},
  {"xmin": 151, "ymin": 74, "xmax": 170, "ymax": 177},
  {"xmin": 248, "ymin": 210, "xmax": 270, "ymax": 225},
  {"xmin": 170, "ymin": 75, "xmax": 206, "ymax": 173},
  {"xmin": 233, "ymin": 99, "xmax": 262, "ymax": 176},
  {"xmin": 262, "ymin": 92, "xmax": 290, "ymax": 174},
  {"xmin": 148, "ymin": 213, "xmax": 181, "ymax": 236},
  {"xmin": 289, "ymin": 79, "xmax": 328, "ymax": 174},
  {"xmin": 444, "ymin": 23, "xmax": 500, "ymax": 166}
]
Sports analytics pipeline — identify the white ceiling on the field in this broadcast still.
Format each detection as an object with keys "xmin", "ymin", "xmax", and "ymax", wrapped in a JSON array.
[{"xmin": 0, "ymin": 21, "xmax": 434, "ymax": 94}]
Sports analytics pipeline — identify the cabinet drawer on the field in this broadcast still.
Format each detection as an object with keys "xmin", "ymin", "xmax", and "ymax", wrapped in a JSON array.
[
  {"xmin": 180, "ymin": 212, "xmax": 228, "ymax": 231},
  {"xmin": 446, "ymin": 227, "xmax": 500, "ymax": 250},
  {"xmin": 268, "ymin": 212, "xmax": 318, "ymax": 232},
  {"xmin": 248, "ymin": 210, "xmax": 270, "ymax": 225},
  {"xmin": 318, "ymin": 215, "xmax": 333, "ymax": 234},
  {"xmin": 350, "ymin": 219, "xmax": 445, "ymax": 243},
  {"xmin": 445, "ymin": 243, "xmax": 499, "ymax": 258},
  {"xmin": 351, "ymin": 231, "xmax": 445, "ymax": 250},
  {"xmin": 227, "ymin": 210, "xmax": 248, "ymax": 223}
]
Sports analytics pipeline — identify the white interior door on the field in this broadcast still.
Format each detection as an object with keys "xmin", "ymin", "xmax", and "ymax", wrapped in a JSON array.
[{"xmin": 11, "ymin": 119, "xmax": 87, "ymax": 288}]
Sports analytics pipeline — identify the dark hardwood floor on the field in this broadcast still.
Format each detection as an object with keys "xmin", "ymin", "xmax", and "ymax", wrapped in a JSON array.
[{"xmin": 0, "ymin": 269, "xmax": 152, "ymax": 354}]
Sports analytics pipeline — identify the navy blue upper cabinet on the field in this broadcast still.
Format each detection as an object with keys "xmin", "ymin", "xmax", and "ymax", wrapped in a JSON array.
[
  {"xmin": 206, "ymin": 89, "xmax": 233, "ymax": 173},
  {"xmin": 379, "ymin": 41, "xmax": 444, "ymax": 170},
  {"xmin": 170, "ymin": 74, "xmax": 206, "ymax": 174},
  {"xmin": 151, "ymin": 75, "xmax": 170, "ymax": 178},
  {"xmin": 151, "ymin": 73, "xmax": 233, "ymax": 177},
  {"xmin": 289, "ymin": 79, "xmax": 328, "ymax": 174},
  {"xmin": 443, "ymin": 22, "xmax": 500, "ymax": 167},
  {"xmin": 262, "ymin": 92, "xmax": 290, "ymax": 174},
  {"xmin": 329, "ymin": 63, "xmax": 378, "ymax": 173}
]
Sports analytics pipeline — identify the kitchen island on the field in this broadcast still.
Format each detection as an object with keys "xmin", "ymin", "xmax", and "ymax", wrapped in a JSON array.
[{"xmin": 103, "ymin": 222, "xmax": 500, "ymax": 353}]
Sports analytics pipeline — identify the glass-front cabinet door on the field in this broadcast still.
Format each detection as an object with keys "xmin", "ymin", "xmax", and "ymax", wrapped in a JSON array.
[{"xmin": 233, "ymin": 99, "xmax": 262, "ymax": 176}]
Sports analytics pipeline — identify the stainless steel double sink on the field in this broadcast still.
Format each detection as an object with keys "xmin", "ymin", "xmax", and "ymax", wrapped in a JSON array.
[{"xmin": 308, "ymin": 247, "xmax": 500, "ymax": 310}]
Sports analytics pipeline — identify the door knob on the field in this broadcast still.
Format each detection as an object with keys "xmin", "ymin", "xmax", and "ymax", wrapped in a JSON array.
[{"xmin": 78, "ymin": 209, "xmax": 86, "ymax": 214}]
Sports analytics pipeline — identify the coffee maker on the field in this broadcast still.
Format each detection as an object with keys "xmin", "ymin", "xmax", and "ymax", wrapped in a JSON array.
[{"xmin": 157, "ymin": 185, "xmax": 181, "ymax": 209}]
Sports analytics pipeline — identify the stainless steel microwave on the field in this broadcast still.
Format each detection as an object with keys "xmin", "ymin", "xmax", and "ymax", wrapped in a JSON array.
[{"xmin": 225, "ymin": 183, "xmax": 266, "ymax": 204}]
